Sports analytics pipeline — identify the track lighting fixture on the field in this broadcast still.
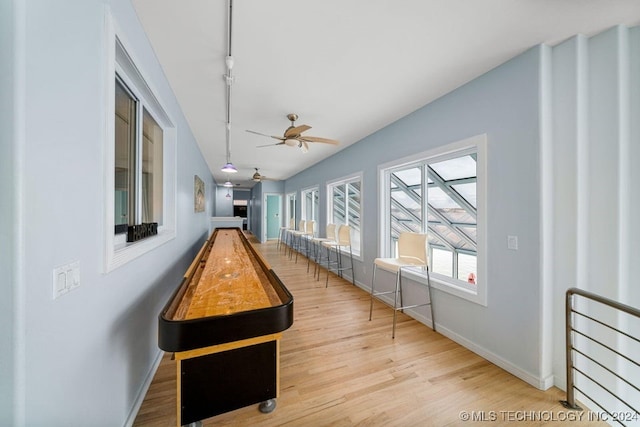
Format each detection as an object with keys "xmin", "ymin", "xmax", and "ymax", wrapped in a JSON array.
[{"xmin": 220, "ymin": 0, "xmax": 237, "ymax": 174}]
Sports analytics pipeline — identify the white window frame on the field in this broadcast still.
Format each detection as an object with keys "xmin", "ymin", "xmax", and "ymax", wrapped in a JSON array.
[
  {"xmin": 285, "ymin": 192, "xmax": 296, "ymax": 226},
  {"xmin": 378, "ymin": 134, "xmax": 487, "ymax": 306},
  {"xmin": 326, "ymin": 172, "xmax": 363, "ymax": 258},
  {"xmin": 300, "ymin": 186, "xmax": 319, "ymax": 223},
  {"xmin": 103, "ymin": 10, "xmax": 176, "ymax": 273}
]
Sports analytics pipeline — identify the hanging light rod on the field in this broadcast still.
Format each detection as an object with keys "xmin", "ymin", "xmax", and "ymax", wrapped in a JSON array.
[{"xmin": 220, "ymin": 0, "xmax": 237, "ymax": 174}]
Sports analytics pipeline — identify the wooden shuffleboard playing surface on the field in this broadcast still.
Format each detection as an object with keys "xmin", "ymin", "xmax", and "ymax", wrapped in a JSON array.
[{"xmin": 172, "ymin": 229, "xmax": 281, "ymax": 321}]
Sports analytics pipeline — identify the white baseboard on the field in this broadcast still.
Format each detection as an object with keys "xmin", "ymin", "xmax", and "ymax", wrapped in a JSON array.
[
  {"xmin": 553, "ymin": 374, "xmax": 566, "ymax": 391},
  {"xmin": 431, "ymin": 321, "xmax": 553, "ymax": 390},
  {"xmin": 123, "ymin": 349, "xmax": 164, "ymax": 427}
]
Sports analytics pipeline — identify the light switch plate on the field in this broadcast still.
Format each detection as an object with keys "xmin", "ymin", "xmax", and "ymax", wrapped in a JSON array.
[
  {"xmin": 52, "ymin": 261, "xmax": 80, "ymax": 299},
  {"xmin": 507, "ymin": 235, "xmax": 518, "ymax": 250}
]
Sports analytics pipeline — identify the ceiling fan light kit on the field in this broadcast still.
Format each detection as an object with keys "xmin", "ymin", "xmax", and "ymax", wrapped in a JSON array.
[{"xmin": 252, "ymin": 167, "xmax": 277, "ymax": 182}]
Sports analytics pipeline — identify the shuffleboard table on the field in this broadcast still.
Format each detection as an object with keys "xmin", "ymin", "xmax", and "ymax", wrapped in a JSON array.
[{"xmin": 158, "ymin": 227, "xmax": 294, "ymax": 426}]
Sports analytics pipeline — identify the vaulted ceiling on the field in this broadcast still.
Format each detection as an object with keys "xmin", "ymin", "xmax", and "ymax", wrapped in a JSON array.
[{"xmin": 132, "ymin": 0, "xmax": 640, "ymax": 188}]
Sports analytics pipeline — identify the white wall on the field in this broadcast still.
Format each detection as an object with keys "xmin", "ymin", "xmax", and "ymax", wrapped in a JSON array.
[
  {"xmin": 550, "ymin": 25, "xmax": 640, "ymax": 409},
  {"xmin": 4, "ymin": 1, "xmax": 216, "ymax": 426},
  {"xmin": 630, "ymin": 27, "xmax": 640, "ymax": 308}
]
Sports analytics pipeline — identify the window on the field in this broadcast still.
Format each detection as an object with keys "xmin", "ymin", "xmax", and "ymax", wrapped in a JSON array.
[
  {"xmin": 327, "ymin": 173, "xmax": 362, "ymax": 256},
  {"xmin": 104, "ymin": 17, "xmax": 176, "ymax": 273},
  {"xmin": 380, "ymin": 135, "xmax": 486, "ymax": 305},
  {"xmin": 301, "ymin": 187, "xmax": 319, "ymax": 223},
  {"xmin": 114, "ymin": 79, "xmax": 136, "ymax": 231},
  {"xmin": 114, "ymin": 77, "xmax": 164, "ymax": 233},
  {"xmin": 285, "ymin": 192, "xmax": 296, "ymax": 226}
]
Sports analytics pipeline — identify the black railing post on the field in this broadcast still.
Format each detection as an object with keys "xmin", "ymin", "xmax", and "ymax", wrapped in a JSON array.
[{"xmin": 561, "ymin": 289, "xmax": 581, "ymax": 410}]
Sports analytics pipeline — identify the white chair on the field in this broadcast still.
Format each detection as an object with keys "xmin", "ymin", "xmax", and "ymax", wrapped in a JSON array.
[
  {"xmin": 322, "ymin": 225, "xmax": 355, "ymax": 287},
  {"xmin": 309, "ymin": 223, "xmax": 337, "ymax": 278},
  {"xmin": 369, "ymin": 232, "xmax": 435, "ymax": 338}
]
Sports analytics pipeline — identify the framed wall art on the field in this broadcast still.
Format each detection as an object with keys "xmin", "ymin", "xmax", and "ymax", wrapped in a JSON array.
[{"xmin": 194, "ymin": 175, "xmax": 205, "ymax": 212}]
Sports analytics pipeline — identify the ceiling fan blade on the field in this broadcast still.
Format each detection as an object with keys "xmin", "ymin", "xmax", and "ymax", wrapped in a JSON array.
[
  {"xmin": 246, "ymin": 129, "xmax": 284, "ymax": 140},
  {"xmin": 300, "ymin": 141, "xmax": 309, "ymax": 153},
  {"xmin": 284, "ymin": 124, "xmax": 311, "ymax": 137},
  {"xmin": 299, "ymin": 136, "xmax": 340, "ymax": 145},
  {"xmin": 256, "ymin": 142, "xmax": 285, "ymax": 148}
]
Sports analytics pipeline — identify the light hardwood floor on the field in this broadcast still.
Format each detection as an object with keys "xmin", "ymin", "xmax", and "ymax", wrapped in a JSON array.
[{"xmin": 134, "ymin": 240, "xmax": 602, "ymax": 426}]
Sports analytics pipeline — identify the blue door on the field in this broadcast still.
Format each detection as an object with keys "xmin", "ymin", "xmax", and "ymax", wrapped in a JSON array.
[{"xmin": 266, "ymin": 195, "xmax": 281, "ymax": 240}]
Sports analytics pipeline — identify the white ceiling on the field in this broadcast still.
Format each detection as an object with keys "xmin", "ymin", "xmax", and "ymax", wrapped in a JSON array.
[{"xmin": 132, "ymin": 0, "xmax": 640, "ymax": 188}]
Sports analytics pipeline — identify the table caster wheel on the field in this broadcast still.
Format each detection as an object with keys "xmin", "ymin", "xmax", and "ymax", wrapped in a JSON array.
[{"xmin": 259, "ymin": 398, "xmax": 276, "ymax": 413}]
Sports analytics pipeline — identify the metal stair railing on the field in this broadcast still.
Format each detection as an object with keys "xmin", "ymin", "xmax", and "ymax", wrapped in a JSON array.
[{"xmin": 561, "ymin": 287, "xmax": 640, "ymax": 426}]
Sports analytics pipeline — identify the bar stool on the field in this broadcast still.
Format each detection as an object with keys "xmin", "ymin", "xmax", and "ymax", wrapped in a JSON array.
[
  {"xmin": 278, "ymin": 217, "xmax": 295, "ymax": 252},
  {"xmin": 309, "ymin": 223, "xmax": 337, "ymax": 278},
  {"xmin": 295, "ymin": 220, "xmax": 315, "ymax": 264},
  {"xmin": 322, "ymin": 225, "xmax": 355, "ymax": 287},
  {"xmin": 369, "ymin": 232, "xmax": 435, "ymax": 339},
  {"xmin": 289, "ymin": 220, "xmax": 306, "ymax": 259}
]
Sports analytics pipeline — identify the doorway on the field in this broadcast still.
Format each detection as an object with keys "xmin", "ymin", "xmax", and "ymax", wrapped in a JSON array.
[{"xmin": 264, "ymin": 193, "xmax": 282, "ymax": 241}]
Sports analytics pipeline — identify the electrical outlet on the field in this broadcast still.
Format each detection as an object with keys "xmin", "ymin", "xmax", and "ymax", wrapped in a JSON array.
[{"xmin": 507, "ymin": 235, "xmax": 518, "ymax": 250}]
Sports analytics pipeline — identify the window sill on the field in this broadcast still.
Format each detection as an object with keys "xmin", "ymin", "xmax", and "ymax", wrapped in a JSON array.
[
  {"xmin": 334, "ymin": 247, "xmax": 362, "ymax": 262},
  {"xmin": 105, "ymin": 228, "xmax": 175, "ymax": 273},
  {"xmin": 402, "ymin": 267, "xmax": 487, "ymax": 306}
]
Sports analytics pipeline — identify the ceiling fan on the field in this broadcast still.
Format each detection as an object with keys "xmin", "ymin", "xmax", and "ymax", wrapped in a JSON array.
[
  {"xmin": 246, "ymin": 113, "xmax": 339, "ymax": 153},
  {"xmin": 252, "ymin": 168, "xmax": 273, "ymax": 182}
]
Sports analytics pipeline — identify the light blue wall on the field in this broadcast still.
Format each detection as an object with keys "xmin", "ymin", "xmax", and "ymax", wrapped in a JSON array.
[
  {"xmin": 0, "ymin": 0, "xmax": 18, "ymax": 423},
  {"xmin": 284, "ymin": 23, "xmax": 640, "ymax": 395},
  {"xmin": 286, "ymin": 45, "xmax": 545, "ymax": 384},
  {"xmin": 233, "ymin": 188, "xmax": 250, "ymax": 201},
  {"xmin": 249, "ymin": 180, "xmax": 284, "ymax": 242},
  {"xmin": 215, "ymin": 186, "xmax": 234, "ymax": 216},
  {"xmin": 250, "ymin": 182, "xmax": 262, "ymax": 235},
  {"xmin": 4, "ymin": 0, "xmax": 215, "ymax": 426}
]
